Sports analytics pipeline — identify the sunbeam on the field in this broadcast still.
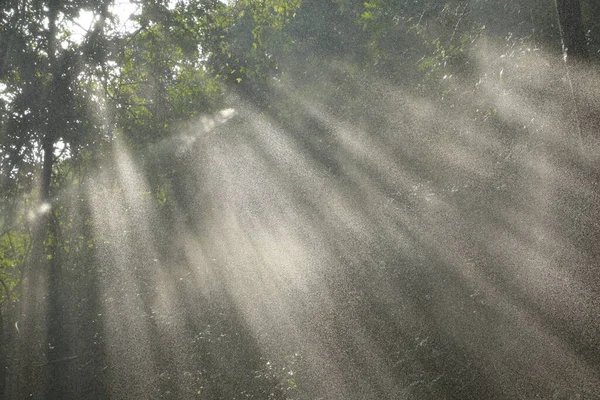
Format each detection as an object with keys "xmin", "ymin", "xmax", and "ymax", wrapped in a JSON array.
[{"xmin": 78, "ymin": 53, "xmax": 600, "ymax": 396}]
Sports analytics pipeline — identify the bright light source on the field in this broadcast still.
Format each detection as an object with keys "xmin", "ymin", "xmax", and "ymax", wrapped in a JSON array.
[
  {"xmin": 69, "ymin": 10, "xmax": 96, "ymax": 44},
  {"xmin": 66, "ymin": 1, "xmax": 140, "ymax": 45}
]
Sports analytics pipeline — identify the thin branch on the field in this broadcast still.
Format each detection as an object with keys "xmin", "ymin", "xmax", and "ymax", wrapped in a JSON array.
[
  {"xmin": 0, "ymin": 278, "xmax": 11, "ymax": 302},
  {"xmin": 34, "ymin": 355, "xmax": 78, "ymax": 367}
]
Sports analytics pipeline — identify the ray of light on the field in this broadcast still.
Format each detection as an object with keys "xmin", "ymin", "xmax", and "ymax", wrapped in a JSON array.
[{"xmin": 13, "ymin": 34, "xmax": 600, "ymax": 399}]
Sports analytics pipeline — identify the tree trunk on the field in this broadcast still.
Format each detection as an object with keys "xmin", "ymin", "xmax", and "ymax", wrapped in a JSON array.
[
  {"xmin": 555, "ymin": 0, "xmax": 588, "ymax": 63},
  {"xmin": 15, "ymin": 1, "xmax": 59, "ymax": 397},
  {"xmin": 553, "ymin": 2, "xmax": 600, "ymax": 371},
  {"xmin": 554, "ymin": 0, "xmax": 599, "ymax": 150}
]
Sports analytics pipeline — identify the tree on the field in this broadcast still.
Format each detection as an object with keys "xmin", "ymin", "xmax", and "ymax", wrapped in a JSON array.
[
  {"xmin": 0, "ymin": 1, "xmax": 117, "ymax": 395},
  {"xmin": 555, "ymin": 0, "xmax": 600, "ymax": 158},
  {"xmin": 555, "ymin": 0, "xmax": 588, "ymax": 63}
]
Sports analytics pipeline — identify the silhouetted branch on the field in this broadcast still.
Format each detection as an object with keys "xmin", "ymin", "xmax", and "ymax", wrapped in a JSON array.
[{"xmin": 0, "ymin": 279, "xmax": 10, "ymax": 302}]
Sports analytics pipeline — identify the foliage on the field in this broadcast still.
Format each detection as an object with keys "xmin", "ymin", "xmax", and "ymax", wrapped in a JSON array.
[
  {"xmin": 0, "ymin": 231, "xmax": 30, "ymax": 303},
  {"xmin": 110, "ymin": 0, "xmax": 224, "ymax": 144}
]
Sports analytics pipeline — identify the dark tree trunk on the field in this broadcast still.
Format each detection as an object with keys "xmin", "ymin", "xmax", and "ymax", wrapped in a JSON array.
[
  {"xmin": 15, "ymin": 1, "xmax": 60, "ymax": 397},
  {"xmin": 555, "ymin": 0, "xmax": 588, "ymax": 63},
  {"xmin": 555, "ymin": 0, "xmax": 599, "ymax": 153},
  {"xmin": 551, "ymin": 0, "xmax": 600, "ymax": 371}
]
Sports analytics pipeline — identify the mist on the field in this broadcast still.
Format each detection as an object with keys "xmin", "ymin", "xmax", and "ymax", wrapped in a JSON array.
[{"xmin": 2, "ymin": 1, "xmax": 600, "ymax": 399}]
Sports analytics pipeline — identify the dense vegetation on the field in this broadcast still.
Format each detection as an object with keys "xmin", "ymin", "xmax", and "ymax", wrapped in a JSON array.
[{"xmin": 1, "ymin": 0, "xmax": 600, "ymax": 398}]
